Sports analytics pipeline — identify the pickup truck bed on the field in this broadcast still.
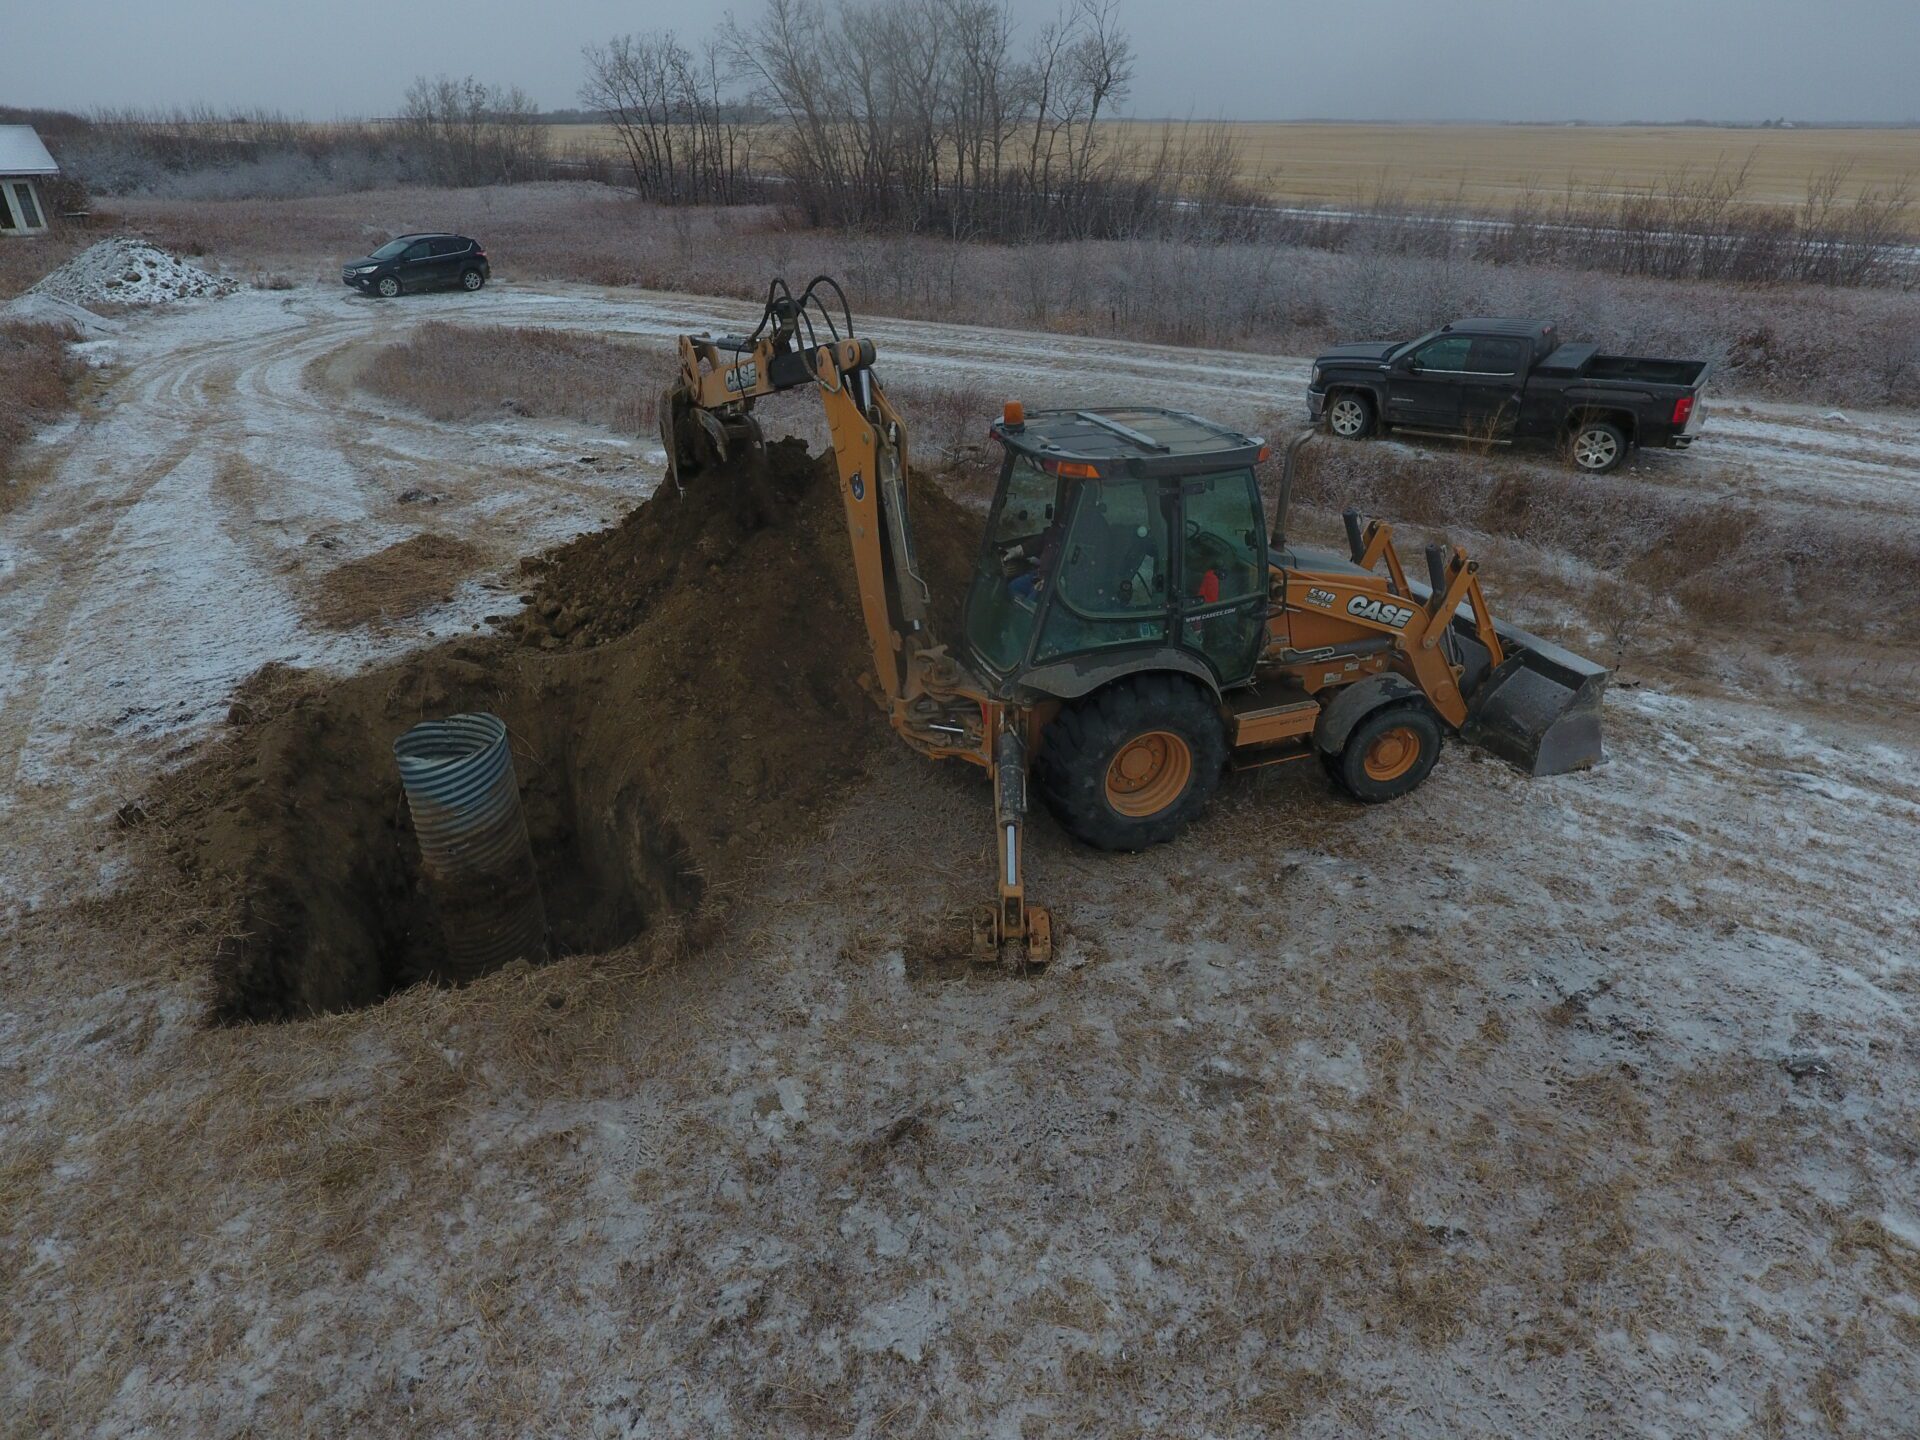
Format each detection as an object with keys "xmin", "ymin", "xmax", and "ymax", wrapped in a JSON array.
[{"xmin": 1309, "ymin": 318, "xmax": 1708, "ymax": 473}]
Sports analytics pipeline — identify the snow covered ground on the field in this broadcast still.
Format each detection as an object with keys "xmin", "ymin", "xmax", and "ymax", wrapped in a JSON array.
[{"xmin": 3, "ymin": 276, "xmax": 1918, "ymax": 1437}]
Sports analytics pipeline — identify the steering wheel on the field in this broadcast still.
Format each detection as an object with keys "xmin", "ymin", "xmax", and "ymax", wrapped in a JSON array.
[{"xmin": 1185, "ymin": 519, "xmax": 1201, "ymax": 540}]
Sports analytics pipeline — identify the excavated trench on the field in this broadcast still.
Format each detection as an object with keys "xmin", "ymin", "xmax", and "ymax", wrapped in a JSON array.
[{"xmin": 154, "ymin": 440, "xmax": 979, "ymax": 1022}]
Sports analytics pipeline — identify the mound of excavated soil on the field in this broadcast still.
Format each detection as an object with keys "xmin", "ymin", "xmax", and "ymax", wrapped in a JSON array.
[{"xmin": 151, "ymin": 439, "xmax": 983, "ymax": 1021}]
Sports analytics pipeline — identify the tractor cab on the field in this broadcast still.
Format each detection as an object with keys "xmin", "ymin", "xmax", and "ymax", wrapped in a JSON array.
[{"xmin": 965, "ymin": 406, "xmax": 1273, "ymax": 700}]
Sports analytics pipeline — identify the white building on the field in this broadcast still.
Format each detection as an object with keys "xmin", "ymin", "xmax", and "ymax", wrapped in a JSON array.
[{"xmin": 0, "ymin": 125, "xmax": 61, "ymax": 236}]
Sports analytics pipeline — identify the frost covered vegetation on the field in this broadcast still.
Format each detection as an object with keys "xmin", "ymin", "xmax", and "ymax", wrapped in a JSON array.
[
  {"xmin": 359, "ymin": 322, "xmax": 660, "ymax": 436},
  {"xmin": 0, "ymin": 321, "xmax": 79, "ymax": 491},
  {"xmin": 106, "ymin": 183, "xmax": 1920, "ymax": 409}
]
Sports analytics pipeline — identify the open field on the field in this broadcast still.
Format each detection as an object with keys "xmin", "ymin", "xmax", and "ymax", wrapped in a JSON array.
[
  {"xmin": 3, "ymin": 248, "xmax": 1920, "ymax": 1433},
  {"xmin": 546, "ymin": 121, "xmax": 1920, "ymax": 212}
]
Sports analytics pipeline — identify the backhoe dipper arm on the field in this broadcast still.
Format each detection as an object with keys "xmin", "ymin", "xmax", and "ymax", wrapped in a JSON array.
[
  {"xmin": 661, "ymin": 280, "xmax": 1052, "ymax": 966},
  {"xmin": 666, "ymin": 320, "xmax": 915, "ymax": 704}
]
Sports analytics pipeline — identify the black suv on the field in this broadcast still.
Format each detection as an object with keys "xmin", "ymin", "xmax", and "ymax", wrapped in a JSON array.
[{"xmin": 342, "ymin": 234, "xmax": 489, "ymax": 298}]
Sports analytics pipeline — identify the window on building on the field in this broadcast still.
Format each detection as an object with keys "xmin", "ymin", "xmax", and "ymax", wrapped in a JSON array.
[{"xmin": 12, "ymin": 184, "xmax": 41, "ymax": 229}]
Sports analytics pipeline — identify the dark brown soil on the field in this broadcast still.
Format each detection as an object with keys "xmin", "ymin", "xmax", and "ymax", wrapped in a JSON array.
[{"xmin": 148, "ymin": 439, "xmax": 984, "ymax": 1022}]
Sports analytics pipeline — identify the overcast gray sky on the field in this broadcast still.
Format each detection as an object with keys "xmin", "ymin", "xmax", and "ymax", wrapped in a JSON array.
[{"xmin": 15, "ymin": 0, "xmax": 1920, "ymax": 123}]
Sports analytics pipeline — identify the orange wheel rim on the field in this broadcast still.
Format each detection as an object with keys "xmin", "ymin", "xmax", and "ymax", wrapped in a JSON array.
[
  {"xmin": 1105, "ymin": 730, "xmax": 1193, "ymax": 817},
  {"xmin": 1362, "ymin": 726, "xmax": 1421, "ymax": 782}
]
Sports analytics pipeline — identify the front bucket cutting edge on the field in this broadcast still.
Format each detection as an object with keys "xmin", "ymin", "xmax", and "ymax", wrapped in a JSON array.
[{"xmin": 1459, "ymin": 621, "xmax": 1608, "ymax": 777}]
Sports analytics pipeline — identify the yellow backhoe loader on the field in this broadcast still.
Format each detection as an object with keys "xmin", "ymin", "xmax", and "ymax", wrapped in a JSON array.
[{"xmin": 661, "ymin": 278, "xmax": 1606, "ymax": 962}]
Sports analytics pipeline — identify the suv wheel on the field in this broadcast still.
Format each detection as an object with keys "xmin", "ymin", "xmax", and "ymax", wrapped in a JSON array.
[
  {"xmin": 376, "ymin": 274, "xmax": 401, "ymax": 299},
  {"xmin": 460, "ymin": 268, "xmax": 485, "ymax": 292}
]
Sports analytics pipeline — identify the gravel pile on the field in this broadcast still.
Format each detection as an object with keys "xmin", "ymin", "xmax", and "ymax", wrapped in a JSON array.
[{"xmin": 27, "ymin": 237, "xmax": 237, "ymax": 308}]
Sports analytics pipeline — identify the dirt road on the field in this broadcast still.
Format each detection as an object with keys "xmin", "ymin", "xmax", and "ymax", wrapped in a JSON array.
[{"xmin": 4, "ymin": 281, "xmax": 1919, "ymax": 1436}]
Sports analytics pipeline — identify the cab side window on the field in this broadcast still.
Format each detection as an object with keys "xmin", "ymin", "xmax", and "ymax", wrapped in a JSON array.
[
  {"xmin": 1179, "ymin": 469, "xmax": 1265, "ymax": 682},
  {"xmin": 1467, "ymin": 337, "xmax": 1526, "ymax": 374},
  {"xmin": 1181, "ymin": 470, "xmax": 1263, "ymax": 605},
  {"xmin": 1412, "ymin": 335, "xmax": 1473, "ymax": 371}
]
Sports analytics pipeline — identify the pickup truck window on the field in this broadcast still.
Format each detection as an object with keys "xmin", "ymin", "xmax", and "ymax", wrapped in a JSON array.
[
  {"xmin": 1412, "ymin": 336, "xmax": 1473, "ymax": 371},
  {"xmin": 1467, "ymin": 337, "xmax": 1526, "ymax": 375}
]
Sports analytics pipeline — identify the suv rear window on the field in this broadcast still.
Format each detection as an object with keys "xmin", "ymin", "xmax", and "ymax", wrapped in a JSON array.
[{"xmin": 430, "ymin": 237, "xmax": 467, "ymax": 257}]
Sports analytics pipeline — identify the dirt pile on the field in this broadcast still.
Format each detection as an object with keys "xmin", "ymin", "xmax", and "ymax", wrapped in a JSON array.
[{"xmin": 151, "ymin": 440, "xmax": 984, "ymax": 1021}]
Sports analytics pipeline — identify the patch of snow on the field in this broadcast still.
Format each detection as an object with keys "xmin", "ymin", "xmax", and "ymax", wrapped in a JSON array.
[{"xmin": 0, "ymin": 292, "xmax": 120, "ymax": 338}]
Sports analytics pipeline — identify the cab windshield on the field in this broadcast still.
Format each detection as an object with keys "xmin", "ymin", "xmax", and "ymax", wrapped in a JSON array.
[
  {"xmin": 964, "ymin": 455, "xmax": 1062, "ymax": 673},
  {"xmin": 370, "ymin": 238, "xmax": 412, "ymax": 260}
]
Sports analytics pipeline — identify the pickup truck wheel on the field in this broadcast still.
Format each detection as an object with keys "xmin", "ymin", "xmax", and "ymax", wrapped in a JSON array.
[
  {"xmin": 1570, "ymin": 420, "xmax": 1627, "ymax": 473},
  {"xmin": 1327, "ymin": 393, "xmax": 1375, "ymax": 439}
]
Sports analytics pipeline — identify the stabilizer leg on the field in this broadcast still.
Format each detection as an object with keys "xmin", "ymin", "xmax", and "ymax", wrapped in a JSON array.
[{"xmin": 976, "ymin": 723, "xmax": 1053, "ymax": 967}]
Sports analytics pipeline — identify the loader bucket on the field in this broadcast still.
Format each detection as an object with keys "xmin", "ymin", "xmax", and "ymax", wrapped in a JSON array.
[
  {"xmin": 1408, "ymin": 578, "xmax": 1608, "ymax": 777},
  {"xmin": 1455, "ymin": 619, "xmax": 1608, "ymax": 776}
]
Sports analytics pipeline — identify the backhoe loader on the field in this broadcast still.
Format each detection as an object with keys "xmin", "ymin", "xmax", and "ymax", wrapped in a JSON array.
[{"xmin": 660, "ymin": 278, "xmax": 1607, "ymax": 962}]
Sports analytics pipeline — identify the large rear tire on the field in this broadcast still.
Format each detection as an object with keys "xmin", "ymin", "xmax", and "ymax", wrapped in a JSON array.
[
  {"xmin": 1037, "ymin": 674, "xmax": 1228, "ymax": 851},
  {"xmin": 1326, "ymin": 702, "xmax": 1443, "ymax": 803}
]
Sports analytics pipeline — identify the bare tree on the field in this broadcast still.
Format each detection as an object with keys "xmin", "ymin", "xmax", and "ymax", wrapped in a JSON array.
[
  {"xmin": 580, "ymin": 32, "xmax": 755, "ymax": 204},
  {"xmin": 400, "ymin": 75, "xmax": 547, "ymax": 185}
]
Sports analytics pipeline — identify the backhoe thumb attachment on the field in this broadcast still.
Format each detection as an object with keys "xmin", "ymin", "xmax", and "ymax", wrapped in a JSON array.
[{"xmin": 659, "ymin": 380, "xmax": 765, "ymax": 500}]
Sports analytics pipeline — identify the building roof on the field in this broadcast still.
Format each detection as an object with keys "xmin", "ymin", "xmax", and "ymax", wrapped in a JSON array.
[{"xmin": 0, "ymin": 126, "xmax": 60, "ymax": 176}]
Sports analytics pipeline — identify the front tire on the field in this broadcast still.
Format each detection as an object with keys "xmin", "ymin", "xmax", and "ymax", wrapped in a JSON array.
[
  {"xmin": 1327, "ymin": 702, "xmax": 1442, "ymax": 803},
  {"xmin": 1569, "ymin": 420, "xmax": 1627, "ymax": 473},
  {"xmin": 1327, "ymin": 392, "xmax": 1376, "ymax": 440},
  {"xmin": 1037, "ymin": 674, "xmax": 1228, "ymax": 851},
  {"xmin": 461, "ymin": 268, "xmax": 485, "ymax": 291},
  {"xmin": 376, "ymin": 274, "xmax": 401, "ymax": 299}
]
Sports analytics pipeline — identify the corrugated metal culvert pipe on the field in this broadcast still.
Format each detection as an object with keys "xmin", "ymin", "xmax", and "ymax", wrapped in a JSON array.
[{"xmin": 392, "ymin": 713, "xmax": 548, "ymax": 982}]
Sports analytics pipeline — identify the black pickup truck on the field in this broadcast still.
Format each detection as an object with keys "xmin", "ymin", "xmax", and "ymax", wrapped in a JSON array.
[{"xmin": 1307, "ymin": 318, "xmax": 1707, "ymax": 472}]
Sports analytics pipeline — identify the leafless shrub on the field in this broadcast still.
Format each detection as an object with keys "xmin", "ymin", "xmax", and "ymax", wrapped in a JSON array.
[{"xmin": 1305, "ymin": 159, "xmax": 1918, "ymax": 291}]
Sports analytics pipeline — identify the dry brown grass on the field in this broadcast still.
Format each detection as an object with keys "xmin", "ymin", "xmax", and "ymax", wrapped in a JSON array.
[
  {"xmin": 309, "ymin": 532, "xmax": 484, "ymax": 629},
  {"xmin": 1277, "ymin": 436, "xmax": 1920, "ymax": 648},
  {"xmin": 0, "ymin": 225, "xmax": 92, "ymax": 302},
  {"xmin": 357, "ymin": 320, "xmax": 661, "ymax": 435},
  {"xmin": 0, "ymin": 318, "xmax": 80, "ymax": 491}
]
